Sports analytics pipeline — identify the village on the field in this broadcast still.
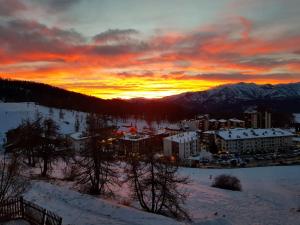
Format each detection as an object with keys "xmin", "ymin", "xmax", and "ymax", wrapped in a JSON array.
[{"xmin": 66, "ymin": 109, "xmax": 300, "ymax": 169}]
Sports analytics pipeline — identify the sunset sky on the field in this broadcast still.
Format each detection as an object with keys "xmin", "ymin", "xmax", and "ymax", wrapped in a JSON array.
[{"xmin": 0, "ymin": 0, "xmax": 299, "ymax": 99}]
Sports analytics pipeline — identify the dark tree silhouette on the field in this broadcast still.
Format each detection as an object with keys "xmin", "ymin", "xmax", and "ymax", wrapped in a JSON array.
[
  {"xmin": 126, "ymin": 151, "xmax": 190, "ymax": 221},
  {"xmin": 5, "ymin": 117, "xmax": 71, "ymax": 177},
  {"xmin": 0, "ymin": 155, "xmax": 29, "ymax": 204},
  {"xmin": 75, "ymin": 113, "xmax": 120, "ymax": 195},
  {"xmin": 38, "ymin": 118, "xmax": 71, "ymax": 177}
]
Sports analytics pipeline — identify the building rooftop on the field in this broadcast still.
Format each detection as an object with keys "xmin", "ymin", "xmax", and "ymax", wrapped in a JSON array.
[
  {"xmin": 203, "ymin": 130, "xmax": 215, "ymax": 134},
  {"xmin": 165, "ymin": 124, "xmax": 182, "ymax": 131},
  {"xmin": 292, "ymin": 137, "xmax": 300, "ymax": 142},
  {"xmin": 229, "ymin": 118, "xmax": 244, "ymax": 123},
  {"xmin": 121, "ymin": 133, "xmax": 150, "ymax": 141},
  {"xmin": 217, "ymin": 128, "xmax": 294, "ymax": 141},
  {"xmin": 69, "ymin": 132, "xmax": 88, "ymax": 141},
  {"xmin": 164, "ymin": 131, "xmax": 198, "ymax": 143}
]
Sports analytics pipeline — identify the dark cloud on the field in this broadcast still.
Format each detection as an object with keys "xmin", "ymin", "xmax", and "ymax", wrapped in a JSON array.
[
  {"xmin": 0, "ymin": 18, "xmax": 148, "ymax": 67},
  {"xmin": 0, "ymin": 19, "xmax": 85, "ymax": 63},
  {"xmin": 0, "ymin": 0, "xmax": 26, "ymax": 16},
  {"xmin": 238, "ymin": 57, "xmax": 300, "ymax": 68},
  {"xmin": 32, "ymin": 0, "xmax": 81, "ymax": 11},
  {"xmin": 93, "ymin": 29, "xmax": 139, "ymax": 43},
  {"xmin": 90, "ymin": 41, "xmax": 148, "ymax": 56},
  {"xmin": 191, "ymin": 73, "xmax": 300, "ymax": 81}
]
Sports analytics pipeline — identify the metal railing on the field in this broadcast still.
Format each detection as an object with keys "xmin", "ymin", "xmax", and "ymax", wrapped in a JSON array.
[{"xmin": 0, "ymin": 197, "xmax": 62, "ymax": 225}]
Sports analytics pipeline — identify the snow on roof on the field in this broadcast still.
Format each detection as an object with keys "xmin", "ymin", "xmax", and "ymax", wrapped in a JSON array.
[
  {"xmin": 203, "ymin": 130, "xmax": 215, "ymax": 134},
  {"xmin": 155, "ymin": 128, "xmax": 167, "ymax": 135},
  {"xmin": 69, "ymin": 132, "xmax": 88, "ymax": 140},
  {"xmin": 217, "ymin": 128, "xmax": 294, "ymax": 141},
  {"xmin": 218, "ymin": 119, "xmax": 227, "ymax": 123},
  {"xmin": 121, "ymin": 133, "xmax": 150, "ymax": 141},
  {"xmin": 209, "ymin": 119, "xmax": 217, "ymax": 122},
  {"xmin": 293, "ymin": 114, "xmax": 300, "ymax": 123},
  {"xmin": 229, "ymin": 118, "xmax": 244, "ymax": 123},
  {"xmin": 165, "ymin": 124, "xmax": 181, "ymax": 130},
  {"xmin": 164, "ymin": 131, "xmax": 198, "ymax": 143},
  {"xmin": 292, "ymin": 137, "xmax": 300, "ymax": 142}
]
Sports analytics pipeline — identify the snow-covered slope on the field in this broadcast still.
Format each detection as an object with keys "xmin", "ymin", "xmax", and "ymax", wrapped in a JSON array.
[
  {"xmin": 164, "ymin": 82, "xmax": 300, "ymax": 105},
  {"xmin": 25, "ymin": 181, "xmax": 184, "ymax": 225},
  {"xmin": 0, "ymin": 102, "xmax": 87, "ymax": 145},
  {"xmin": 24, "ymin": 165, "xmax": 300, "ymax": 225}
]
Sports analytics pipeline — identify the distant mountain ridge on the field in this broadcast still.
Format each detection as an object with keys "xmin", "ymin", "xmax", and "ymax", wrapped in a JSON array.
[
  {"xmin": 163, "ymin": 82, "xmax": 300, "ymax": 104},
  {"xmin": 1, "ymin": 79, "xmax": 300, "ymax": 119},
  {"xmin": 0, "ymin": 78, "xmax": 187, "ymax": 120}
]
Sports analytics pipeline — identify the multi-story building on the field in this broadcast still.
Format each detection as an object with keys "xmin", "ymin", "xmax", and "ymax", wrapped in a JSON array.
[
  {"xmin": 68, "ymin": 132, "xmax": 89, "ymax": 151},
  {"xmin": 165, "ymin": 124, "xmax": 183, "ymax": 135},
  {"xmin": 216, "ymin": 128, "xmax": 294, "ymax": 154},
  {"xmin": 218, "ymin": 119, "xmax": 227, "ymax": 129},
  {"xmin": 196, "ymin": 114, "xmax": 245, "ymax": 131},
  {"xmin": 197, "ymin": 114, "xmax": 210, "ymax": 131},
  {"xmin": 244, "ymin": 110, "xmax": 271, "ymax": 128},
  {"xmin": 179, "ymin": 119, "xmax": 200, "ymax": 131},
  {"xmin": 244, "ymin": 110, "xmax": 258, "ymax": 128},
  {"xmin": 228, "ymin": 118, "xmax": 245, "ymax": 128},
  {"xmin": 163, "ymin": 131, "xmax": 199, "ymax": 160},
  {"xmin": 258, "ymin": 111, "xmax": 272, "ymax": 128},
  {"xmin": 293, "ymin": 113, "xmax": 300, "ymax": 134},
  {"xmin": 119, "ymin": 133, "xmax": 151, "ymax": 157}
]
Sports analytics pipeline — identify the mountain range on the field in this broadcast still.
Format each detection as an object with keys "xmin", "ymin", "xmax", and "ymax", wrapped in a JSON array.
[
  {"xmin": 1, "ymin": 78, "xmax": 300, "ymax": 119},
  {"xmin": 161, "ymin": 82, "xmax": 300, "ymax": 114}
]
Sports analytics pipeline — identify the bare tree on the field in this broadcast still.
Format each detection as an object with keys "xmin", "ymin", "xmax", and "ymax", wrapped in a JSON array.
[
  {"xmin": 5, "ymin": 117, "xmax": 71, "ymax": 177},
  {"xmin": 126, "ymin": 153, "xmax": 190, "ymax": 221},
  {"xmin": 5, "ymin": 117, "xmax": 43, "ymax": 167},
  {"xmin": 74, "ymin": 114, "xmax": 80, "ymax": 132},
  {"xmin": 38, "ymin": 118, "xmax": 71, "ymax": 177},
  {"xmin": 0, "ymin": 155, "xmax": 29, "ymax": 204},
  {"xmin": 75, "ymin": 113, "xmax": 119, "ymax": 195},
  {"xmin": 59, "ymin": 109, "xmax": 65, "ymax": 120}
]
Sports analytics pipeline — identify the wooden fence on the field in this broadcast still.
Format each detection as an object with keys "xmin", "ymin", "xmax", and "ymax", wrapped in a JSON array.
[{"xmin": 0, "ymin": 197, "xmax": 62, "ymax": 225}]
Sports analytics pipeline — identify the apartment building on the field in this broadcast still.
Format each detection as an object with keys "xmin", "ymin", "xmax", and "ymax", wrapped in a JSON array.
[
  {"xmin": 163, "ymin": 131, "xmax": 199, "ymax": 160},
  {"xmin": 216, "ymin": 128, "xmax": 294, "ymax": 154}
]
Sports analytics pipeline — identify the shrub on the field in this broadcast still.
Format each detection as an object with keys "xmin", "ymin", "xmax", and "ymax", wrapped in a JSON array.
[
  {"xmin": 212, "ymin": 174, "xmax": 242, "ymax": 191},
  {"xmin": 119, "ymin": 199, "xmax": 132, "ymax": 207}
]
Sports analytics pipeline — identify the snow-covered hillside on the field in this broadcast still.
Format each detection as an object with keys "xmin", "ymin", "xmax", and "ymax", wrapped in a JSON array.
[
  {"xmin": 0, "ymin": 102, "xmax": 175, "ymax": 146},
  {"xmin": 24, "ymin": 165, "xmax": 300, "ymax": 225},
  {"xmin": 0, "ymin": 102, "xmax": 87, "ymax": 145}
]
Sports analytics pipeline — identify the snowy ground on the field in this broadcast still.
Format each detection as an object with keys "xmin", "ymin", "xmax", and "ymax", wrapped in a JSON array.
[
  {"xmin": 0, "ymin": 102, "xmax": 87, "ymax": 145},
  {"xmin": 0, "ymin": 102, "xmax": 174, "ymax": 147},
  {"xmin": 23, "ymin": 166, "xmax": 300, "ymax": 225},
  {"xmin": 1, "ymin": 102, "xmax": 299, "ymax": 224},
  {"xmin": 0, "ymin": 220, "xmax": 30, "ymax": 225}
]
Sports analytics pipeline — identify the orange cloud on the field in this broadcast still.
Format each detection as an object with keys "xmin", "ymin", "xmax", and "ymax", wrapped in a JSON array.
[{"xmin": 1, "ymin": 17, "xmax": 299, "ymax": 99}]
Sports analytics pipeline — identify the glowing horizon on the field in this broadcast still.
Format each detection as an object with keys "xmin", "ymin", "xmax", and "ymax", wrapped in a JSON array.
[{"xmin": 0, "ymin": 0, "xmax": 299, "ymax": 99}]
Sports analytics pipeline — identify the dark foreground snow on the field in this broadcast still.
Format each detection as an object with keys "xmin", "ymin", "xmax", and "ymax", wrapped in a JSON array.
[{"xmin": 23, "ymin": 166, "xmax": 300, "ymax": 225}]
